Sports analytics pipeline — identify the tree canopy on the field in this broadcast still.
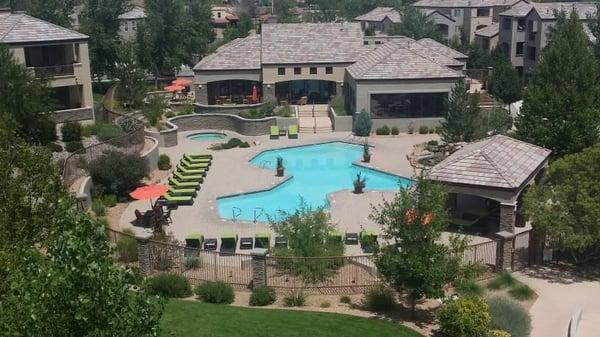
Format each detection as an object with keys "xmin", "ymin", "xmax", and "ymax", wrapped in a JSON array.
[
  {"xmin": 182, "ymin": 0, "xmax": 215, "ymax": 64},
  {"xmin": 515, "ymin": 11, "xmax": 600, "ymax": 156},
  {"xmin": 21, "ymin": 0, "xmax": 75, "ymax": 27},
  {"xmin": 440, "ymin": 78, "xmax": 481, "ymax": 143},
  {"xmin": 114, "ymin": 42, "xmax": 146, "ymax": 108},
  {"xmin": 388, "ymin": 6, "xmax": 443, "ymax": 41},
  {"xmin": 488, "ymin": 56, "xmax": 522, "ymax": 105}
]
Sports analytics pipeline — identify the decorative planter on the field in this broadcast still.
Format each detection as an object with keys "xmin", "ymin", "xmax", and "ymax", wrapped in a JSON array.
[{"xmin": 276, "ymin": 167, "xmax": 284, "ymax": 177}]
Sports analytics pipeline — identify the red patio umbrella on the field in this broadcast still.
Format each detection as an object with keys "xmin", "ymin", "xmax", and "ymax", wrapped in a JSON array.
[
  {"xmin": 251, "ymin": 84, "xmax": 258, "ymax": 104},
  {"xmin": 172, "ymin": 78, "xmax": 192, "ymax": 87},
  {"xmin": 129, "ymin": 184, "xmax": 169, "ymax": 207},
  {"xmin": 164, "ymin": 84, "xmax": 185, "ymax": 92}
]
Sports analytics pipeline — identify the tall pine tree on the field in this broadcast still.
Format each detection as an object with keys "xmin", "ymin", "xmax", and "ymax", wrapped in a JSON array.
[
  {"xmin": 516, "ymin": 11, "xmax": 600, "ymax": 156},
  {"xmin": 488, "ymin": 57, "xmax": 522, "ymax": 105},
  {"xmin": 440, "ymin": 79, "xmax": 481, "ymax": 143}
]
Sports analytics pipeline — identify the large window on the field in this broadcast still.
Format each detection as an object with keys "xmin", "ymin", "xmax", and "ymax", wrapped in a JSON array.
[
  {"xmin": 275, "ymin": 80, "xmax": 336, "ymax": 104},
  {"xmin": 526, "ymin": 46, "xmax": 536, "ymax": 61},
  {"xmin": 294, "ymin": 67, "xmax": 301, "ymax": 75},
  {"xmin": 476, "ymin": 8, "xmax": 490, "ymax": 17},
  {"xmin": 278, "ymin": 67, "xmax": 285, "ymax": 75},
  {"xmin": 370, "ymin": 93, "xmax": 447, "ymax": 118},
  {"xmin": 502, "ymin": 18, "xmax": 511, "ymax": 30},
  {"xmin": 516, "ymin": 42, "xmax": 524, "ymax": 56},
  {"xmin": 325, "ymin": 66, "xmax": 333, "ymax": 74},
  {"xmin": 50, "ymin": 85, "xmax": 83, "ymax": 110}
]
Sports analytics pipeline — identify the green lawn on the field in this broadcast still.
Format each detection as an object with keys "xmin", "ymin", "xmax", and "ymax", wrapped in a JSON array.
[{"xmin": 161, "ymin": 300, "xmax": 423, "ymax": 337}]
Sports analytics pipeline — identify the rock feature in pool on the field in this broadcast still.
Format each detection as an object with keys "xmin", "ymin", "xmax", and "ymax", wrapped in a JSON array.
[
  {"xmin": 188, "ymin": 132, "xmax": 227, "ymax": 142},
  {"xmin": 217, "ymin": 142, "xmax": 411, "ymax": 222}
]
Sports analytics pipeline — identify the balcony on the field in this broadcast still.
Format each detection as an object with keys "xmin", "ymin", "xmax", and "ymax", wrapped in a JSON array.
[
  {"xmin": 31, "ymin": 64, "xmax": 75, "ymax": 77},
  {"xmin": 528, "ymin": 32, "xmax": 536, "ymax": 41}
]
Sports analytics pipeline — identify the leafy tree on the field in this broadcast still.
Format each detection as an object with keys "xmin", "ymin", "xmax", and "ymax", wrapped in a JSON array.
[
  {"xmin": 114, "ymin": 43, "xmax": 146, "ymax": 108},
  {"xmin": 89, "ymin": 150, "xmax": 149, "ymax": 197},
  {"xmin": 182, "ymin": 0, "xmax": 215, "ymax": 64},
  {"xmin": 0, "ymin": 131, "xmax": 163, "ymax": 336},
  {"xmin": 80, "ymin": 0, "xmax": 130, "ymax": 79},
  {"xmin": 523, "ymin": 146, "xmax": 600, "ymax": 262},
  {"xmin": 516, "ymin": 11, "xmax": 600, "ymax": 156},
  {"xmin": 21, "ymin": 0, "xmax": 75, "ymax": 27},
  {"xmin": 388, "ymin": 6, "xmax": 443, "ymax": 41},
  {"xmin": 223, "ymin": 12, "xmax": 253, "ymax": 41},
  {"xmin": 142, "ymin": 95, "xmax": 168, "ymax": 127},
  {"xmin": 488, "ymin": 57, "xmax": 522, "ymax": 105},
  {"xmin": 438, "ymin": 297, "xmax": 491, "ymax": 337},
  {"xmin": 274, "ymin": 0, "xmax": 296, "ymax": 23},
  {"xmin": 370, "ymin": 176, "xmax": 468, "ymax": 319},
  {"xmin": 467, "ymin": 42, "xmax": 492, "ymax": 69},
  {"xmin": 353, "ymin": 109, "xmax": 372, "ymax": 136},
  {"xmin": 0, "ymin": 45, "xmax": 56, "ymax": 144},
  {"xmin": 440, "ymin": 78, "xmax": 481, "ymax": 143}
]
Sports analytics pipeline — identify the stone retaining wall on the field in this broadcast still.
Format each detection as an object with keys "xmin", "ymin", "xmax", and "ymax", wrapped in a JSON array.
[
  {"xmin": 54, "ymin": 107, "xmax": 95, "ymax": 123},
  {"xmin": 169, "ymin": 113, "xmax": 276, "ymax": 136},
  {"xmin": 330, "ymin": 107, "xmax": 353, "ymax": 132},
  {"xmin": 141, "ymin": 136, "xmax": 159, "ymax": 171},
  {"xmin": 194, "ymin": 103, "xmax": 265, "ymax": 115}
]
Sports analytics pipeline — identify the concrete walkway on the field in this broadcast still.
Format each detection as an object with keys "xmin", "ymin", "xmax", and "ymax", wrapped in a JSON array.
[{"xmin": 515, "ymin": 265, "xmax": 600, "ymax": 337}]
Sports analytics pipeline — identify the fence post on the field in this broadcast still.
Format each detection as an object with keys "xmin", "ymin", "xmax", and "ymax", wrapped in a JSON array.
[
  {"xmin": 250, "ymin": 249, "xmax": 268, "ymax": 289},
  {"xmin": 494, "ymin": 231, "xmax": 515, "ymax": 272},
  {"xmin": 136, "ymin": 233, "xmax": 153, "ymax": 276}
]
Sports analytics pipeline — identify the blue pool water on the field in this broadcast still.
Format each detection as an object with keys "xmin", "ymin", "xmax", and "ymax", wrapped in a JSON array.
[
  {"xmin": 217, "ymin": 142, "xmax": 411, "ymax": 222},
  {"xmin": 188, "ymin": 132, "xmax": 226, "ymax": 142}
]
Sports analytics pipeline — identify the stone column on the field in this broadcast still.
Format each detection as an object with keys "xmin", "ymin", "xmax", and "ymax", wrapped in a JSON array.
[
  {"xmin": 262, "ymin": 83, "xmax": 276, "ymax": 103},
  {"xmin": 499, "ymin": 202, "xmax": 517, "ymax": 233},
  {"xmin": 136, "ymin": 234, "xmax": 153, "ymax": 276},
  {"xmin": 494, "ymin": 231, "xmax": 515, "ymax": 272},
  {"xmin": 250, "ymin": 248, "xmax": 268, "ymax": 289},
  {"xmin": 194, "ymin": 83, "xmax": 208, "ymax": 105}
]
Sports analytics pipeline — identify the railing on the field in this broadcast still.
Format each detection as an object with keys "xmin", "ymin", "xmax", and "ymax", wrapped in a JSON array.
[
  {"xmin": 31, "ymin": 64, "xmax": 75, "ymax": 77},
  {"xmin": 463, "ymin": 239, "xmax": 498, "ymax": 267}
]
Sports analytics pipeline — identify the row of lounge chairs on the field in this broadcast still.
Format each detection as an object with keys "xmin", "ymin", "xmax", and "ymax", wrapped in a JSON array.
[
  {"xmin": 158, "ymin": 153, "xmax": 214, "ymax": 206},
  {"xmin": 270, "ymin": 125, "xmax": 298, "ymax": 139}
]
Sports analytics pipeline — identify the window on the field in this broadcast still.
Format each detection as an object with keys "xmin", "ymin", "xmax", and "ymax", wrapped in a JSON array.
[
  {"xmin": 453, "ymin": 9, "xmax": 461, "ymax": 16},
  {"xmin": 527, "ymin": 20, "xmax": 534, "ymax": 32},
  {"xmin": 294, "ymin": 67, "xmax": 301, "ymax": 75},
  {"xmin": 124, "ymin": 23, "xmax": 128, "ymax": 31},
  {"xmin": 370, "ymin": 93, "xmax": 447, "ymax": 118},
  {"xmin": 363, "ymin": 40, "xmax": 369, "ymax": 45},
  {"xmin": 502, "ymin": 18, "xmax": 511, "ymax": 30},
  {"xmin": 278, "ymin": 67, "xmax": 285, "ymax": 75},
  {"xmin": 476, "ymin": 8, "xmax": 490, "ymax": 17},
  {"xmin": 325, "ymin": 67, "xmax": 333, "ymax": 74},
  {"xmin": 310, "ymin": 67, "xmax": 317, "ymax": 74},
  {"xmin": 374, "ymin": 40, "xmax": 382, "ymax": 44},
  {"xmin": 517, "ymin": 18, "xmax": 525, "ymax": 31},
  {"xmin": 217, "ymin": 12, "xmax": 221, "ymax": 18},
  {"xmin": 516, "ymin": 42, "xmax": 524, "ymax": 56},
  {"xmin": 527, "ymin": 46, "xmax": 536, "ymax": 61}
]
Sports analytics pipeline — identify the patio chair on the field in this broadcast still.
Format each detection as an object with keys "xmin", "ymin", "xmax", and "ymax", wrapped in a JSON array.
[
  {"xmin": 220, "ymin": 233, "xmax": 238, "ymax": 253},
  {"xmin": 159, "ymin": 193, "xmax": 194, "ymax": 206},
  {"xmin": 359, "ymin": 230, "xmax": 378, "ymax": 253},
  {"xmin": 275, "ymin": 236, "xmax": 288, "ymax": 248},
  {"xmin": 168, "ymin": 177, "xmax": 200, "ymax": 190},
  {"xmin": 204, "ymin": 238, "xmax": 218, "ymax": 250},
  {"xmin": 176, "ymin": 165, "xmax": 207, "ymax": 176},
  {"xmin": 185, "ymin": 233, "xmax": 204, "ymax": 257},
  {"xmin": 270, "ymin": 126, "xmax": 279, "ymax": 139},
  {"xmin": 180, "ymin": 159, "xmax": 210, "ymax": 169},
  {"xmin": 254, "ymin": 232, "xmax": 271, "ymax": 249},
  {"xmin": 168, "ymin": 186, "xmax": 197, "ymax": 197},
  {"xmin": 327, "ymin": 229, "xmax": 343, "ymax": 244},
  {"xmin": 173, "ymin": 171, "xmax": 203, "ymax": 183},
  {"xmin": 288, "ymin": 125, "xmax": 298, "ymax": 139},
  {"xmin": 344, "ymin": 232, "xmax": 359, "ymax": 245},
  {"xmin": 186, "ymin": 153, "xmax": 213, "ymax": 159},
  {"xmin": 134, "ymin": 209, "xmax": 145, "ymax": 226},
  {"xmin": 297, "ymin": 96, "xmax": 308, "ymax": 105},
  {"xmin": 183, "ymin": 154, "xmax": 211, "ymax": 164},
  {"xmin": 239, "ymin": 237, "xmax": 254, "ymax": 250}
]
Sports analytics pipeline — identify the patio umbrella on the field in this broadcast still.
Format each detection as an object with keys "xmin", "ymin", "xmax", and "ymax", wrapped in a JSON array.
[
  {"xmin": 251, "ymin": 84, "xmax": 258, "ymax": 104},
  {"xmin": 129, "ymin": 184, "xmax": 169, "ymax": 207},
  {"xmin": 172, "ymin": 78, "xmax": 192, "ymax": 87},
  {"xmin": 164, "ymin": 84, "xmax": 185, "ymax": 92}
]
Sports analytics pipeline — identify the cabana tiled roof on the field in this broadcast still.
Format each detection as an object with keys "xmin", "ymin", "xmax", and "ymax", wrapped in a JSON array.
[
  {"xmin": 417, "ymin": 38, "xmax": 468, "ymax": 60},
  {"xmin": 354, "ymin": 7, "xmax": 402, "ymax": 23},
  {"xmin": 0, "ymin": 12, "xmax": 88, "ymax": 44},
  {"xmin": 193, "ymin": 34, "xmax": 261, "ymax": 71},
  {"xmin": 413, "ymin": 0, "xmax": 521, "ymax": 8},
  {"xmin": 261, "ymin": 22, "xmax": 365, "ymax": 64},
  {"xmin": 475, "ymin": 22, "xmax": 499, "ymax": 37},
  {"xmin": 118, "ymin": 6, "xmax": 146, "ymax": 20},
  {"xmin": 347, "ymin": 39, "xmax": 462, "ymax": 80},
  {"xmin": 429, "ymin": 135, "xmax": 551, "ymax": 189}
]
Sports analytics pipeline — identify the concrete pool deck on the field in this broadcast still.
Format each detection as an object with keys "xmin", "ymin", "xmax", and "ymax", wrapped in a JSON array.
[{"xmin": 120, "ymin": 130, "xmax": 490, "ymax": 253}]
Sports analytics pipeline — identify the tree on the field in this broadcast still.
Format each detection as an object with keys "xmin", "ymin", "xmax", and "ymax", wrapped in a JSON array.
[
  {"xmin": 223, "ymin": 12, "xmax": 253, "ymax": 42},
  {"xmin": 587, "ymin": 3, "xmax": 600, "ymax": 63},
  {"xmin": 440, "ymin": 78, "xmax": 481, "ymax": 143},
  {"xmin": 370, "ymin": 176, "xmax": 468, "ymax": 319},
  {"xmin": 114, "ymin": 43, "xmax": 146, "ymax": 108},
  {"xmin": 80, "ymin": 0, "xmax": 130, "ymax": 79},
  {"xmin": 0, "ymin": 45, "xmax": 56, "ymax": 144},
  {"xmin": 182, "ymin": 0, "xmax": 215, "ymax": 65},
  {"xmin": 89, "ymin": 150, "xmax": 149, "ymax": 197},
  {"xmin": 523, "ymin": 146, "xmax": 600, "ymax": 262},
  {"xmin": 0, "ymin": 131, "xmax": 163, "ymax": 336},
  {"xmin": 274, "ymin": 0, "xmax": 296, "ymax": 23},
  {"xmin": 388, "ymin": 6, "xmax": 443, "ymax": 41},
  {"xmin": 353, "ymin": 109, "xmax": 373, "ymax": 136},
  {"xmin": 21, "ymin": 0, "xmax": 75, "ymax": 27},
  {"xmin": 488, "ymin": 57, "xmax": 522, "ymax": 105},
  {"xmin": 515, "ymin": 11, "xmax": 600, "ymax": 156},
  {"xmin": 142, "ymin": 95, "xmax": 168, "ymax": 127}
]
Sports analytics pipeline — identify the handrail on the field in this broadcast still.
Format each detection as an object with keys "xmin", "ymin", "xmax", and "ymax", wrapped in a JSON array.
[
  {"xmin": 253, "ymin": 207, "xmax": 266, "ymax": 223},
  {"xmin": 232, "ymin": 206, "xmax": 241, "ymax": 222}
]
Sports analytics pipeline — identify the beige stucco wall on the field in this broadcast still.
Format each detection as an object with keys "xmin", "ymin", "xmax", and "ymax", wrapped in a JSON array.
[
  {"xmin": 119, "ymin": 18, "xmax": 142, "ymax": 41},
  {"xmin": 262, "ymin": 63, "xmax": 350, "ymax": 85}
]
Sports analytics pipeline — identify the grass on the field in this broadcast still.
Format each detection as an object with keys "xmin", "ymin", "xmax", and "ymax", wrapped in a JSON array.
[
  {"xmin": 161, "ymin": 300, "xmax": 423, "ymax": 337},
  {"xmin": 455, "ymin": 280, "xmax": 484, "ymax": 298},
  {"xmin": 486, "ymin": 271, "xmax": 536, "ymax": 301},
  {"xmin": 508, "ymin": 284, "xmax": 535, "ymax": 301},
  {"xmin": 486, "ymin": 271, "xmax": 516, "ymax": 290}
]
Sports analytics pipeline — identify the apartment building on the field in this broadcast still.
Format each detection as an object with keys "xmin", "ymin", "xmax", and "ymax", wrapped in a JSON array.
[
  {"xmin": 118, "ymin": 6, "xmax": 146, "ymax": 41},
  {"xmin": 0, "ymin": 10, "xmax": 94, "ymax": 122}
]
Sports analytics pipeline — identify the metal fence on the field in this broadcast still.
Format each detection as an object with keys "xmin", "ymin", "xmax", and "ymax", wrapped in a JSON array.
[
  {"xmin": 463, "ymin": 239, "xmax": 498, "ymax": 267},
  {"xmin": 512, "ymin": 230, "xmax": 531, "ymax": 271}
]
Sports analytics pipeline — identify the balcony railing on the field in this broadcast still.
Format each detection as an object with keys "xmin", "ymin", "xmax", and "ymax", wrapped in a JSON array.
[{"xmin": 30, "ymin": 64, "xmax": 75, "ymax": 77}]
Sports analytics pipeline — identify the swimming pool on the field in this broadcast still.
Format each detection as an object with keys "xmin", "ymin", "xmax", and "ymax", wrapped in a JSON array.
[
  {"xmin": 217, "ymin": 142, "xmax": 412, "ymax": 222},
  {"xmin": 188, "ymin": 132, "xmax": 226, "ymax": 142}
]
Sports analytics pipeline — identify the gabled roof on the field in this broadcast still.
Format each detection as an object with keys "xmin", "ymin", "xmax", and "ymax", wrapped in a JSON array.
[
  {"xmin": 354, "ymin": 7, "xmax": 402, "ymax": 23},
  {"xmin": 193, "ymin": 34, "xmax": 261, "ymax": 71},
  {"xmin": 405, "ymin": 39, "xmax": 465, "ymax": 67},
  {"xmin": 417, "ymin": 38, "xmax": 468, "ymax": 60},
  {"xmin": 413, "ymin": 0, "xmax": 521, "ymax": 8},
  {"xmin": 429, "ymin": 135, "xmax": 551, "ymax": 189},
  {"xmin": 531, "ymin": 2, "xmax": 597, "ymax": 20},
  {"xmin": 118, "ymin": 6, "xmax": 146, "ymax": 20},
  {"xmin": 419, "ymin": 8, "xmax": 456, "ymax": 22},
  {"xmin": 261, "ymin": 22, "xmax": 365, "ymax": 64},
  {"xmin": 347, "ymin": 39, "xmax": 462, "ymax": 80},
  {"xmin": 475, "ymin": 22, "xmax": 499, "ymax": 37},
  {"xmin": 499, "ymin": 2, "xmax": 533, "ymax": 17},
  {"xmin": 0, "ymin": 12, "xmax": 88, "ymax": 44}
]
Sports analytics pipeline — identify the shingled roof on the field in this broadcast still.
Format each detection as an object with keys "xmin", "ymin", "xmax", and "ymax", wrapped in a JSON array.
[
  {"xmin": 417, "ymin": 38, "xmax": 468, "ymax": 60},
  {"xmin": 429, "ymin": 135, "xmax": 551, "ymax": 189},
  {"xmin": 193, "ymin": 34, "xmax": 261, "ymax": 71},
  {"xmin": 354, "ymin": 7, "xmax": 402, "ymax": 23},
  {"xmin": 0, "ymin": 12, "xmax": 87, "ymax": 44},
  {"xmin": 413, "ymin": 0, "xmax": 521, "ymax": 8},
  {"xmin": 118, "ymin": 6, "xmax": 146, "ymax": 20},
  {"xmin": 475, "ymin": 22, "xmax": 499, "ymax": 37},
  {"xmin": 531, "ymin": 2, "xmax": 597, "ymax": 20}
]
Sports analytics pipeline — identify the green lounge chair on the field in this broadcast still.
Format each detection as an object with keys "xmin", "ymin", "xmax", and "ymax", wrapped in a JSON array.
[
  {"xmin": 185, "ymin": 233, "xmax": 204, "ymax": 257},
  {"xmin": 181, "ymin": 158, "xmax": 210, "ymax": 169},
  {"xmin": 168, "ymin": 177, "xmax": 200, "ymax": 189},
  {"xmin": 161, "ymin": 193, "xmax": 193, "ymax": 205},
  {"xmin": 255, "ymin": 232, "xmax": 271, "ymax": 249},
  {"xmin": 270, "ymin": 125, "xmax": 279, "ymax": 139},
  {"xmin": 328, "ymin": 229, "xmax": 343, "ymax": 243},
  {"xmin": 183, "ymin": 154, "xmax": 211, "ymax": 164},
  {"xmin": 359, "ymin": 229, "xmax": 378, "ymax": 253},
  {"xmin": 177, "ymin": 165, "xmax": 207, "ymax": 176},
  {"xmin": 168, "ymin": 187, "xmax": 197, "ymax": 197},
  {"xmin": 220, "ymin": 232, "xmax": 238, "ymax": 251},
  {"xmin": 186, "ymin": 153, "xmax": 213, "ymax": 159},
  {"xmin": 174, "ymin": 171, "xmax": 203, "ymax": 182},
  {"xmin": 288, "ymin": 125, "xmax": 298, "ymax": 139}
]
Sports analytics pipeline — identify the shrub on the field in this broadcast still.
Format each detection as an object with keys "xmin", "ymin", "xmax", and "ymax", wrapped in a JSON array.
[
  {"xmin": 362, "ymin": 284, "xmax": 395, "ymax": 312},
  {"xmin": 260, "ymin": 100, "xmax": 277, "ymax": 116},
  {"xmin": 391, "ymin": 126, "xmax": 399, "ymax": 135},
  {"xmin": 184, "ymin": 257, "xmax": 201, "ymax": 270},
  {"xmin": 145, "ymin": 273, "xmax": 192, "ymax": 298},
  {"xmin": 164, "ymin": 111, "xmax": 175, "ymax": 118},
  {"xmin": 283, "ymin": 289, "xmax": 307, "ymax": 307},
  {"xmin": 487, "ymin": 271, "xmax": 516, "ymax": 290},
  {"xmin": 456, "ymin": 280, "xmax": 484, "ymax": 298},
  {"xmin": 508, "ymin": 284, "xmax": 535, "ymax": 301},
  {"xmin": 376, "ymin": 125, "xmax": 390, "ymax": 135},
  {"xmin": 158, "ymin": 154, "xmax": 171, "ymax": 170},
  {"xmin": 429, "ymin": 127, "xmax": 435, "ymax": 134},
  {"xmin": 275, "ymin": 104, "xmax": 293, "ymax": 117},
  {"xmin": 91, "ymin": 199, "xmax": 106, "ymax": 216},
  {"xmin": 143, "ymin": 95, "xmax": 167, "ymax": 127},
  {"xmin": 418, "ymin": 125, "xmax": 429, "ymax": 134},
  {"xmin": 65, "ymin": 141, "xmax": 84, "ymax": 153},
  {"xmin": 249, "ymin": 286, "xmax": 276, "ymax": 306},
  {"xmin": 195, "ymin": 281, "xmax": 235, "ymax": 304},
  {"xmin": 99, "ymin": 194, "xmax": 117, "ymax": 207},
  {"xmin": 329, "ymin": 95, "xmax": 346, "ymax": 115},
  {"xmin": 96, "ymin": 123, "xmax": 126, "ymax": 141},
  {"xmin": 438, "ymin": 297, "xmax": 491, "ymax": 337},
  {"xmin": 239, "ymin": 141, "xmax": 250, "ymax": 148},
  {"xmin": 81, "ymin": 124, "xmax": 97, "ymax": 137},
  {"xmin": 407, "ymin": 122, "xmax": 415, "ymax": 134},
  {"xmin": 320, "ymin": 301, "xmax": 331, "ymax": 308},
  {"xmin": 89, "ymin": 150, "xmax": 149, "ymax": 197},
  {"xmin": 239, "ymin": 110, "xmax": 265, "ymax": 119},
  {"xmin": 353, "ymin": 109, "xmax": 372, "ymax": 136},
  {"xmin": 46, "ymin": 142, "xmax": 63, "ymax": 152},
  {"xmin": 489, "ymin": 330, "xmax": 511, "ymax": 337},
  {"xmin": 182, "ymin": 101, "xmax": 194, "ymax": 115},
  {"xmin": 116, "ymin": 228, "xmax": 138, "ymax": 263},
  {"xmin": 487, "ymin": 296, "xmax": 531, "ymax": 337},
  {"xmin": 340, "ymin": 295, "xmax": 352, "ymax": 304},
  {"xmin": 61, "ymin": 121, "xmax": 82, "ymax": 142},
  {"xmin": 118, "ymin": 118, "xmax": 140, "ymax": 133},
  {"xmin": 435, "ymin": 126, "xmax": 443, "ymax": 134},
  {"xmin": 427, "ymin": 140, "xmax": 439, "ymax": 146}
]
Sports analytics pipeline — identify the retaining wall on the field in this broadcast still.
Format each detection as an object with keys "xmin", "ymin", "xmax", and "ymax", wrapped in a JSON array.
[
  {"xmin": 330, "ymin": 107, "xmax": 353, "ymax": 132},
  {"xmin": 169, "ymin": 113, "xmax": 276, "ymax": 136},
  {"xmin": 194, "ymin": 103, "xmax": 265, "ymax": 114},
  {"xmin": 141, "ymin": 136, "xmax": 160, "ymax": 171}
]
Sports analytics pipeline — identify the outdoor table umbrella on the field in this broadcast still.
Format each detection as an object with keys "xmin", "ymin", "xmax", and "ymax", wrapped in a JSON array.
[
  {"xmin": 129, "ymin": 184, "xmax": 170, "ymax": 207},
  {"xmin": 251, "ymin": 84, "xmax": 258, "ymax": 104},
  {"xmin": 164, "ymin": 84, "xmax": 185, "ymax": 92},
  {"xmin": 172, "ymin": 78, "xmax": 192, "ymax": 87}
]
